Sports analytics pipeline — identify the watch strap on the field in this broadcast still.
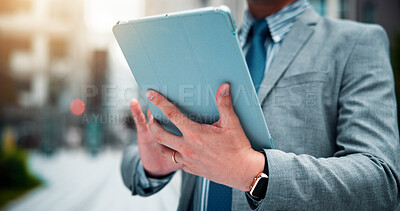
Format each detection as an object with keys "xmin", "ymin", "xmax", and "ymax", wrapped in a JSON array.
[{"xmin": 247, "ymin": 150, "xmax": 269, "ymax": 200}]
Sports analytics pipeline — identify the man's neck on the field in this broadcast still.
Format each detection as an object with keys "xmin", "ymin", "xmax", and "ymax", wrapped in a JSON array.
[{"xmin": 247, "ymin": 0, "xmax": 297, "ymax": 19}]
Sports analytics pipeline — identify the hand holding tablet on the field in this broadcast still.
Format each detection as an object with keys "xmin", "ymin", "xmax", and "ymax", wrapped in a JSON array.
[{"xmin": 113, "ymin": 6, "xmax": 274, "ymax": 151}]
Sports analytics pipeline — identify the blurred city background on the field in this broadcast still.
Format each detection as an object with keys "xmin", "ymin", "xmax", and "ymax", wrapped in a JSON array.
[{"xmin": 0, "ymin": 0, "xmax": 399, "ymax": 210}]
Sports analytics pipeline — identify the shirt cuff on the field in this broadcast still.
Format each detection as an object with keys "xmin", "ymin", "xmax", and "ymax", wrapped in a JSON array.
[{"xmin": 136, "ymin": 160, "xmax": 175, "ymax": 190}]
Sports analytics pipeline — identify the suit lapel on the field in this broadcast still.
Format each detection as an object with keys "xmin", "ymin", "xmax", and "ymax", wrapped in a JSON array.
[{"xmin": 257, "ymin": 7, "xmax": 320, "ymax": 105}]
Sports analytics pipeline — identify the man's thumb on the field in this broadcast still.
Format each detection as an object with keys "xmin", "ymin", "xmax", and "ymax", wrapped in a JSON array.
[{"xmin": 215, "ymin": 83, "xmax": 236, "ymax": 127}]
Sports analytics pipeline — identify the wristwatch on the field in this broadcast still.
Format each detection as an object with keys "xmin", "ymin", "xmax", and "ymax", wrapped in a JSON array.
[{"xmin": 248, "ymin": 172, "xmax": 269, "ymax": 199}]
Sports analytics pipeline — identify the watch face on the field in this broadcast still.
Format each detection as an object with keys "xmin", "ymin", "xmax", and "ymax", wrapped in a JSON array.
[{"xmin": 252, "ymin": 177, "xmax": 268, "ymax": 199}]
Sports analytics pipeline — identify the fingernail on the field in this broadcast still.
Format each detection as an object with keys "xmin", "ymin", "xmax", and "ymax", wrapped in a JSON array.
[
  {"xmin": 130, "ymin": 99, "xmax": 138, "ymax": 106},
  {"xmin": 221, "ymin": 84, "xmax": 230, "ymax": 97},
  {"xmin": 146, "ymin": 91, "xmax": 154, "ymax": 100}
]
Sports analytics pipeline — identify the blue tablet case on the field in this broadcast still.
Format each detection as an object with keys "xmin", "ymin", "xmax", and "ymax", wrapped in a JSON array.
[{"xmin": 113, "ymin": 6, "xmax": 275, "ymax": 150}]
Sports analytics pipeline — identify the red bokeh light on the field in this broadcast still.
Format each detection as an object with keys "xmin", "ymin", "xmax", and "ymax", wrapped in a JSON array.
[{"xmin": 70, "ymin": 99, "xmax": 85, "ymax": 116}]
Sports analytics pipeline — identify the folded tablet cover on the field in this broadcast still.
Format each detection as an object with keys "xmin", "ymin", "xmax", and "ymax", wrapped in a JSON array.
[{"xmin": 113, "ymin": 6, "xmax": 275, "ymax": 150}]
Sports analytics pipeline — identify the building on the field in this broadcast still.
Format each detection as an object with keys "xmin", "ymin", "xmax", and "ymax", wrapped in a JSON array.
[
  {"xmin": 0, "ymin": 0, "xmax": 145, "ymax": 152},
  {"xmin": 0, "ymin": 0, "xmax": 90, "ymax": 109}
]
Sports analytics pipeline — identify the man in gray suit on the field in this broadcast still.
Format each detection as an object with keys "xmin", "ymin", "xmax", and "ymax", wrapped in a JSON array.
[{"xmin": 121, "ymin": 0, "xmax": 400, "ymax": 210}]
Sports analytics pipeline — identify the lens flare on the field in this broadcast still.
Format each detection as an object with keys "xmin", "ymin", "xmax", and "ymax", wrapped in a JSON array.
[{"xmin": 70, "ymin": 99, "xmax": 85, "ymax": 115}]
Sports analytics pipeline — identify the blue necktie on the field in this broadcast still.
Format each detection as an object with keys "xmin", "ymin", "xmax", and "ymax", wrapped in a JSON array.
[
  {"xmin": 246, "ymin": 19, "xmax": 269, "ymax": 92},
  {"xmin": 207, "ymin": 180, "xmax": 232, "ymax": 211}
]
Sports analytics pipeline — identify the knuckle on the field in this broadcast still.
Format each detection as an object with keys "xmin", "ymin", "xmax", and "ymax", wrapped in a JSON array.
[
  {"xmin": 136, "ymin": 119, "xmax": 145, "ymax": 128},
  {"xmin": 203, "ymin": 124, "xmax": 219, "ymax": 133},
  {"xmin": 164, "ymin": 107, "xmax": 178, "ymax": 119},
  {"xmin": 223, "ymin": 102, "xmax": 234, "ymax": 110},
  {"xmin": 152, "ymin": 95, "xmax": 162, "ymax": 105},
  {"xmin": 212, "ymin": 126, "xmax": 222, "ymax": 133},
  {"xmin": 223, "ymin": 127, "xmax": 232, "ymax": 136},
  {"xmin": 138, "ymin": 114, "xmax": 146, "ymax": 123},
  {"xmin": 153, "ymin": 132, "xmax": 163, "ymax": 142}
]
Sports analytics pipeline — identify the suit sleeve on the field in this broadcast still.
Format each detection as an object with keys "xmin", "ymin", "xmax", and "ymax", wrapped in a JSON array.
[
  {"xmin": 252, "ymin": 25, "xmax": 400, "ymax": 210},
  {"xmin": 121, "ymin": 144, "xmax": 173, "ymax": 196}
]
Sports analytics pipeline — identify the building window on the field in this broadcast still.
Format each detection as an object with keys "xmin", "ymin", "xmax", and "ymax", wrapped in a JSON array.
[
  {"xmin": 362, "ymin": 1, "xmax": 375, "ymax": 23},
  {"xmin": 50, "ymin": 39, "xmax": 68, "ymax": 59}
]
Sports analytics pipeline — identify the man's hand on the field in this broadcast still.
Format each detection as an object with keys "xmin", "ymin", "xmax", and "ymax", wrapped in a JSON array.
[
  {"xmin": 130, "ymin": 99, "xmax": 182, "ymax": 178},
  {"xmin": 146, "ymin": 83, "xmax": 265, "ymax": 191}
]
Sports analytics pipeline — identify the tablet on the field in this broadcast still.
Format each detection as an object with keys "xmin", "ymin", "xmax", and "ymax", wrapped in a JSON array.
[{"xmin": 113, "ymin": 6, "xmax": 275, "ymax": 150}]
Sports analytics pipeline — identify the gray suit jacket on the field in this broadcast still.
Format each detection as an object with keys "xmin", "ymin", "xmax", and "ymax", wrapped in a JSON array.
[{"xmin": 121, "ymin": 7, "xmax": 400, "ymax": 210}]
